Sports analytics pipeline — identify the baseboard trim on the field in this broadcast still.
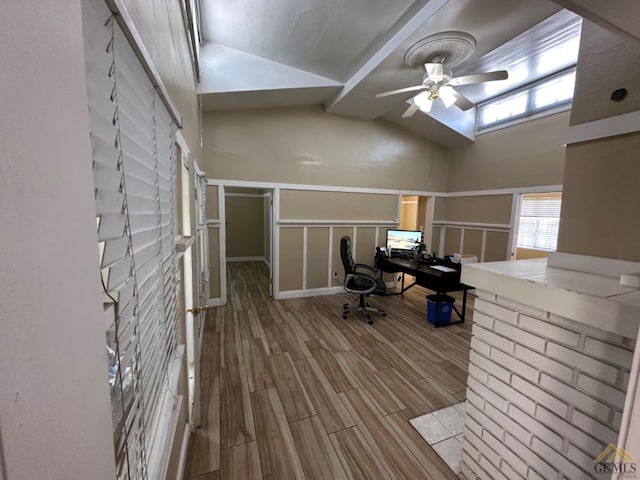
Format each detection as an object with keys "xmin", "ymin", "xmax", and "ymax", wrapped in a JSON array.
[
  {"xmin": 278, "ymin": 286, "xmax": 343, "ymax": 299},
  {"xmin": 226, "ymin": 256, "xmax": 265, "ymax": 263}
]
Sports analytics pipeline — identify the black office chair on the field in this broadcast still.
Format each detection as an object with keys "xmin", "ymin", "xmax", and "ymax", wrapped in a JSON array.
[{"xmin": 340, "ymin": 235, "xmax": 387, "ymax": 324}]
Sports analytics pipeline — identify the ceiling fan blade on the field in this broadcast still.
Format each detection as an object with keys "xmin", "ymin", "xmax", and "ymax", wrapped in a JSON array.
[
  {"xmin": 425, "ymin": 63, "xmax": 444, "ymax": 81},
  {"xmin": 450, "ymin": 88, "xmax": 475, "ymax": 111},
  {"xmin": 401, "ymin": 102, "xmax": 420, "ymax": 118},
  {"xmin": 375, "ymin": 85, "xmax": 427, "ymax": 98},
  {"xmin": 449, "ymin": 70, "xmax": 508, "ymax": 86}
]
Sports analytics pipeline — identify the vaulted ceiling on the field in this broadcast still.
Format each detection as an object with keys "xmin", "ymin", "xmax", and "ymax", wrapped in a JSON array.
[{"xmin": 198, "ymin": 0, "xmax": 584, "ymax": 146}]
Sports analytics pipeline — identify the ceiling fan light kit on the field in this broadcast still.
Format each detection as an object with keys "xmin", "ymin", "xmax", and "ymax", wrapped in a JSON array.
[
  {"xmin": 377, "ymin": 31, "xmax": 509, "ymax": 119},
  {"xmin": 438, "ymin": 86, "xmax": 457, "ymax": 108},
  {"xmin": 413, "ymin": 92, "xmax": 433, "ymax": 112}
]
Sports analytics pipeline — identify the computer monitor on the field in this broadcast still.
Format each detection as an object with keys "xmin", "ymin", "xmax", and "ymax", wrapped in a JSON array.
[{"xmin": 386, "ymin": 229, "xmax": 423, "ymax": 254}]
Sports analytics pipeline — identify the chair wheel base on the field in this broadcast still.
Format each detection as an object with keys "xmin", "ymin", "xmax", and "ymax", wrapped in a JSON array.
[
  {"xmin": 341, "ymin": 296, "xmax": 385, "ymax": 324},
  {"xmin": 342, "ymin": 304, "xmax": 387, "ymax": 325}
]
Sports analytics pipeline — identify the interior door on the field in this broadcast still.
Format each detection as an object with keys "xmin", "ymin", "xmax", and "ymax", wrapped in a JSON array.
[
  {"xmin": 174, "ymin": 141, "xmax": 206, "ymax": 428},
  {"xmin": 191, "ymin": 174, "xmax": 209, "ymax": 426}
]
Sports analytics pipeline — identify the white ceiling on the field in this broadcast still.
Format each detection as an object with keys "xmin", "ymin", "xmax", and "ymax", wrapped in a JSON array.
[
  {"xmin": 198, "ymin": 0, "xmax": 583, "ymax": 146},
  {"xmin": 200, "ymin": 0, "xmax": 420, "ymax": 81}
]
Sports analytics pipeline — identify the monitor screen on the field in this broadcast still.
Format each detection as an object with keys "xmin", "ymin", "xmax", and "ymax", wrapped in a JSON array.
[{"xmin": 386, "ymin": 229, "xmax": 422, "ymax": 251}]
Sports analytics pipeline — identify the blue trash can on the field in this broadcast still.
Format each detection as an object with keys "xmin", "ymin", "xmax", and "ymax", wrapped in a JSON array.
[{"xmin": 427, "ymin": 294, "xmax": 455, "ymax": 325}]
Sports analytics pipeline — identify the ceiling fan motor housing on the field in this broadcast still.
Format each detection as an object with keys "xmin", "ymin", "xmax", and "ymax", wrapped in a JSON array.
[{"xmin": 422, "ymin": 67, "xmax": 452, "ymax": 85}]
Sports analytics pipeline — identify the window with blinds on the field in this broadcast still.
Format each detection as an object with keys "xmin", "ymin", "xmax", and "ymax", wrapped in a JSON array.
[
  {"xmin": 516, "ymin": 193, "xmax": 562, "ymax": 251},
  {"xmin": 82, "ymin": 0, "xmax": 178, "ymax": 478}
]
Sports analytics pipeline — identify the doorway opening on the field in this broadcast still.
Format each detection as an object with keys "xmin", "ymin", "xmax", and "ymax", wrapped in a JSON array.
[
  {"xmin": 400, "ymin": 195, "xmax": 434, "ymax": 251},
  {"xmin": 223, "ymin": 187, "xmax": 274, "ymax": 298}
]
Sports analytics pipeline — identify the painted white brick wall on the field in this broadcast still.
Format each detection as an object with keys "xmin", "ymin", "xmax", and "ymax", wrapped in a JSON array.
[{"xmin": 461, "ymin": 293, "xmax": 634, "ymax": 480}]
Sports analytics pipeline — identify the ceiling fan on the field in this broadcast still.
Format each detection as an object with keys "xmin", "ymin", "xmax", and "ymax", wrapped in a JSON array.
[{"xmin": 375, "ymin": 60, "xmax": 508, "ymax": 118}]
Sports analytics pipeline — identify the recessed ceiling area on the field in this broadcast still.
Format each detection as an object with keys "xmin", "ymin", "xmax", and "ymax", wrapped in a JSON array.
[{"xmin": 198, "ymin": 0, "xmax": 582, "ymax": 147}]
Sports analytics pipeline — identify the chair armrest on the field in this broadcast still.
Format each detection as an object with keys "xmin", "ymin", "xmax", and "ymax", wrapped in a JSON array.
[{"xmin": 354, "ymin": 263, "xmax": 378, "ymax": 275}]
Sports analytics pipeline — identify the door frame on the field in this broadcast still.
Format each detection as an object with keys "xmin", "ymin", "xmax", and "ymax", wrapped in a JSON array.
[
  {"xmin": 218, "ymin": 185, "xmax": 275, "ymax": 301},
  {"xmin": 398, "ymin": 194, "xmax": 436, "ymax": 251},
  {"xmin": 175, "ymin": 132, "xmax": 205, "ymax": 429}
]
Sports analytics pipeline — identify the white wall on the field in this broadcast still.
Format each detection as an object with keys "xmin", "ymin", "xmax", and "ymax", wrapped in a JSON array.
[{"xmin": 0, "ymin": 2, "xmax": 116, "ymax": 478}]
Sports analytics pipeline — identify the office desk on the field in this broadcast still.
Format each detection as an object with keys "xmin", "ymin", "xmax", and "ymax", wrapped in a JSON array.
[{"xmin": 377, "ymin": 256, "xmax": 473, "ymax": 327}]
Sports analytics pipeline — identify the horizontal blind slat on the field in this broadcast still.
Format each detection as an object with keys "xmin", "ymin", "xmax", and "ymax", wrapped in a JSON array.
[
  {"xmin": 116, "ymin": 278, "xmax": 136, "ymax": 316},
  {"xmin": 118, "ymin": 109, "xmax": 154, "ymax": 153},
  {"xmin": 133, "ymin": 244, "xmax": 161, "ymax": 273},
  {"xmin": 103, "ymin": 256, "xmax": 132, "ymax": 291},
  {"xmin": 128, "ymin": 213, "xmax": 160, "ymax": 233},
  {"xmin": 121, "ymin": 133, "xmax": 156, "ymax": 171},
  {"xmin": 85, "ymin": 55, "xmax": 115, "ymax": 98},
  {"xmin": 124, "ymin": 174, "xmax": 159, "ymax": 201},
  {"xmin": 116, "ymin": 71, "xmax": 154, "ymax": 113},
  {"xmin": 95, "ymin": 189, "xmax": 124, "ymax": 215},
  {"xmin": 136, "ymin": 260, "xmax": 160, "ymax": 292},
  {"xmin": 94, "ymin": 162, "xmax": 122, "ymax": 192},
  {"xmin": 121, "ymin": 152, "xmax": 156, "ymax": 185},
  {"xmin": 131, "ymin": 229, "xmax": 161, "ymax": 252},
  {"xmin": 127, "ymin": 195, "xmax": 160, "ymax": 215},
  {"xmin": 98, "ymin": 214, "xmax": 127, "ymax": 242},
  {"xmin": 91, "ymin": 135, "xmax": 120, "ymax": 172},
  {"xmin": 102, "ymin": 237, "xmax": 130, "ymax": 269},
  {"xmin": 88, "ymin": 106, "xmax": 118, "ymax": 146}
]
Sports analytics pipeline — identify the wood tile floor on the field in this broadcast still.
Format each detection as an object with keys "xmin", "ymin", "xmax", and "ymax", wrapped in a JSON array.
[{"xmin": 184, "ymin": 261, "xmax": 474, "ymax": 480}]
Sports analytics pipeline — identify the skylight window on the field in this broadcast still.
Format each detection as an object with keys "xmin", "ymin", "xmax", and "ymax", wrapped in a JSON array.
[
  {"xmin": 532, "ymin": 70, "xmax": 576, "ymax": 109},
  {"xmin": 480, "ymin": 92, "xmax": 528, "ymax": 127},
  {"xmin": 477, "ymin": 67, "xmax": 576, "ymax": 132}
]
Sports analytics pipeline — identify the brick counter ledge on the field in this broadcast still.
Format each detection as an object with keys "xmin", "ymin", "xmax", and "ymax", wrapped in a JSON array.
[{"xmin": 458, "ymin": 253, "xmax": 640, "ymax": 480}]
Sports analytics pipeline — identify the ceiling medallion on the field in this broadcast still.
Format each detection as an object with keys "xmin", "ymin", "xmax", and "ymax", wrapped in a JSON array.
[{"xmin": 404, "ymin": 31, "xmax": 476, "ymax": 69}]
